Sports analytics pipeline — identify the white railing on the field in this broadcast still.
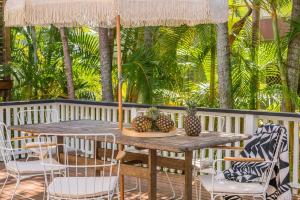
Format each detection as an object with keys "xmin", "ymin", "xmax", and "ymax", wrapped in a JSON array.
[{"xmin": 0, "ymin": 99, "xmax": 299, "ymax": 193}]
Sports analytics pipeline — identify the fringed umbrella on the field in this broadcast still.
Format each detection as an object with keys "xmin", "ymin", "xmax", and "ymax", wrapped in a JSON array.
[{"xmin": 4, "ymin": 0, "xmax": 229, "ymax": 130}]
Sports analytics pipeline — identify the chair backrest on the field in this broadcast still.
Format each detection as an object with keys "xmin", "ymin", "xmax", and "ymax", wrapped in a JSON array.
[
  {"xmin": 17, "ymin": 109, "xmax": 59, "ymax": 125},
  {"xmin": 241, "ymin": 124, "xmax": 285, "ymax": 162},
  {"xmin": 0, "ymin": 122, "xmax": 18, "ymax": 171},
  {"xmin": 224, "ymin": 124, "xmax": 286, "ymax": 190},
  {"xmin": 39, "ymin": 133, "xmax": 119, "ymax": 199}
]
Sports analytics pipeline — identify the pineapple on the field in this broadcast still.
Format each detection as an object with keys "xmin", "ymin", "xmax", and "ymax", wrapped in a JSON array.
[
  {"xmin": 146, "ymin": 107, "xmax": 160, "ymax": 131},
  {"xmin": 184, "ymin": 100, "xmax": 201, "ymax": 136},
  {"xmin": 131, "ymin": 116, "xmax": 152, "ymax": 132},
  {"xmin": 146, "ymin": 107, "xmax": 175, "ymax": 132},
  {"xmin": 155, "ymin": 114, "xmax": 175, "ymax": 132}
]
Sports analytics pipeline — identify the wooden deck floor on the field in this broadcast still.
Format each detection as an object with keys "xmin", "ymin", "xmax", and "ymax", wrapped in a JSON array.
[
  {"xmin": 0, "ymin": 162, "xmax": 200, "ymax": 200},
  {"xmin": 1, "ymin": 163, "xmax": 299, "ymax": 200}
]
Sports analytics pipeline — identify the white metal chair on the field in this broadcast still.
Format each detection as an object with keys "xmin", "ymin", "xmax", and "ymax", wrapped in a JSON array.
[
  {"xmin": 17, "ymin": 109, "xmax": 59, "ymax": 160},
  {"xmin": 0, "ymin": 122, "xmax": 65, "ymax": 200},
  {"xmin": 39, "ymin": 133, "xmax": 124, "ymax": 200},
  {"xmin": 199, "ymin": 124, "xmax": 286, "ymax": 200}
]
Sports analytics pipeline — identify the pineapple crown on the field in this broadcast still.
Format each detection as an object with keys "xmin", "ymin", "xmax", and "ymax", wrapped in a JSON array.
[
  {"xmin": 185, "ymin": 100, "xmax": 198, "ymax": 115},
  {"xmin": 146, "ymin": 107, "xmax": 160, "ymax": 120}
]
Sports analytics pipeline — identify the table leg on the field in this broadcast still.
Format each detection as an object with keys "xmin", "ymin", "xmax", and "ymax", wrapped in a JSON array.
[
  {"xmin": 119, "ymin": 144, "xmax": 125, "ymax": 200},
  {"xmin": 184, "ymin": 151, "xmax": 193, "ymax": 200},
  {"xmin": 148, "ymin": 149, "xmax": 157, "ymax": 200}
]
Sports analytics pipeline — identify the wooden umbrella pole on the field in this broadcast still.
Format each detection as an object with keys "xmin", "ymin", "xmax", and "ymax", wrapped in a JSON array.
[
  {"xmin": 116, "ymin": 15, "xmax": 123, "ymax": 130},
  {"xmin": 116, "ymin": 15, "xmax": 125, "ymax": 200}
]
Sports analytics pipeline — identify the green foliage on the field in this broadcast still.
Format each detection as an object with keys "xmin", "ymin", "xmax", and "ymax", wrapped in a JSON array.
[
  {"xmin": 5, "ymin": 0, "xmax": 299, "ymax": 112},
  {"xmin": 146, "ymin": 107, "xmax": 160, "ymax": 120},
  {"xmin": 185, "ymin": 99, "xmax": 198, "ymax": 116}
]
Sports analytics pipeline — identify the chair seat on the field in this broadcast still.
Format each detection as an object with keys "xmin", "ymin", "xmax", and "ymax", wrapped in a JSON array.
[
  {"xmin": 194, "ymin": 159, "xmax": 213, "ymax": 169},
  {"xmin": 48, "ymin": 176, "xmax": 117, "ymax": 198},
  {"xmin": 25, "ymin": 142, "xmax": 81, "ymax": 156},
  {"xmin": 6, "ymin": 158, "xmax": 65, "ymax": 175},
  {"xmin": 200, "ymin": 175, "xmax": 265, "ymax": 194},
  {"xmin": 125, "ymin": 146, "xmax": 148, "ymax": 154}
]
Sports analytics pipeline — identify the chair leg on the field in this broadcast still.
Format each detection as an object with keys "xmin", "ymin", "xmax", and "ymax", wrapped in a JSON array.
[
  {"xmin": 0, "ymin": 174, "xmax": 9, "ymax": 194},
  {"xmin": 195, "ymin": 181, "xmax": 198, "ymax": 200},
  {"xmin": 124, "ymin": 177, "xmax": 139, "ymax": 192},
  {"xmin": 138, "ymin": 178, "xmax": 142, "ymax": 200},
  {"xmin": 11, "ymin": 178, "xmax": 20, "ymax": 200},
  {"xmin": 196, "ymin": 180, "xmax": 202, "ymax": 200},
  {"xmin": 42, "ymin": 182, "xmax": 47, "ymax": 200},
  {"xmin": 164, "ymin": 172, "xmax": 176, "ymax": 199},
  {"xmin": 199, "ymin": 181, "xmax": 202, "ymax": 200},
  {"xmin": 115, "ymin": 181, "xmax": 120, "ymax": 200}
]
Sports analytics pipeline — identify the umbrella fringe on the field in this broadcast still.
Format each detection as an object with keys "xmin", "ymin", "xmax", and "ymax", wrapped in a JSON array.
[
  {"xmin": 5, "ymin": 0, "xmax": 228, "ymax": 27},
  {"xmin": 119, "ymin": 0, "xmax": 228, "ymax": 27}
]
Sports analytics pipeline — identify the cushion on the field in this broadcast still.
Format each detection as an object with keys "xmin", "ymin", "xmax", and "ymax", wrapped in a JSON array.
[
  {"xmin": 6, "ymin": 158, "xmax": 65, "ymax": 175},
  {"xmin": 48, "ymin": 176, "xmax": 117, "ymax": 198},
  {"xmin": 200, "ymin": 175, "xmax": 265, "ymax": 194}
]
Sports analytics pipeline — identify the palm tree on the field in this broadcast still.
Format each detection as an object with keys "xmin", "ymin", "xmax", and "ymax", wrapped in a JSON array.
[
  {"xmin": 99, "ymin": 27, "xmax": 114, "ymax": 102},
  {"xmin": 287, "ymin": 0, "xmax": 300, "ymax": 111},
  {"xmin": 269, "ymin": 0, "xmax": 291, "ymax": 111},
  {"xmin": 217, "ymin": 22, "xmax": 233, "ymax": 109},
  {"xmin": 250, "ymin": 0, "xmax": 260, "ymax": 110},
  {"xmin": 59, "ymin": 27, "xmax": 75, "ymax": 99},
  {"xmin": 209, "ymin": 25, "xmax": 216, "ymax": 107}
]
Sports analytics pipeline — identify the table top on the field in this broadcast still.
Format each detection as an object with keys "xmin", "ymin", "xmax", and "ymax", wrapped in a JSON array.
[{"xmin": 8, "ymin": 120, "xmax": 251, "ymax": 152}]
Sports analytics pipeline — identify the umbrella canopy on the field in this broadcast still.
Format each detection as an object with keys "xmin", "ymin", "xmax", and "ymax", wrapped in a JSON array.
[
  {"xmin": 4, "ymin": 0, "xmax": 26, "ymax": 27},
  {"xmin": 5, "ymin": 0, "xmax": 228, "ymax": 27},
  {"xmin": 119, "ymin": 0, "xmax": 228, "ymax": 27},
  {"xmin": 5, "ymin": 0, "xmax": 117, "ymax": 27}
]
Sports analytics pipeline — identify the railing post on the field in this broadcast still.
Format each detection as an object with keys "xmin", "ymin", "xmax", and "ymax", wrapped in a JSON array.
[
  {"xmin": 131, "ymin": 107, "xmax": 137, "ymax": 121},
  {"xmin": 244, "ymin": 114, "xmax": 257, "ymax": 147},
  {"xmin": 244, "ymin": 114, "xmax": 257, "ymax": 135},
  {"xmin": 178, "ymin": 113, "xmax": 183, "ymax": 129}
]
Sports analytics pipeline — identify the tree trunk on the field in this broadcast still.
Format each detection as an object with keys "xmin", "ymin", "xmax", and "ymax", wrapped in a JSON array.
[
  {"xmin": 144, "ymin": 27, "xmax": 153, "ymax": 49},
  {"xmin": 99, "ymin": 27, "xmax": 114, "ymax": 102},
  {"xmin": 287, "ymin": 0, "xmax": 300, "ymax": 112},
  {"xmin": 250, "ymin": 1, "xmax": 260, "ymax": 110},
  {"xmin": 270, "ymin": 2, "xmax": 291, "ymax": 112},
  {"xmin": 3, "ymin": 0, "xmax": 12, "ymax": 101},
  {"xmin": 59, "ymin": 27, "xmax": 75, "ymax": 99},
  {"xmin": 209, "ymin": 25, "xmax": 216, "ymax": 107},
  {"xmin": 30, "ymin": 26, "xmax": 38, "ymax": 65},
  {"xmin": 217, "ymin": 22, "xmax": 233, "ymax": 109}
]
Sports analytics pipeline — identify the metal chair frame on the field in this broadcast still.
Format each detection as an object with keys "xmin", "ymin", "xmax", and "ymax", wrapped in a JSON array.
[
  {"xmin": 199, "ymin": 127, "xmax": 285, "ymax": 200},
  {"xmin": 17, "ymin": 109, "xmax": 59, "ymax": 160},
  {"xmin": 0, "ymin": 122, "xmax": 64, "ymax": 200},
  {"xmin": 38, "ymin": 133, "xmax": 122, "ymax": 200}
]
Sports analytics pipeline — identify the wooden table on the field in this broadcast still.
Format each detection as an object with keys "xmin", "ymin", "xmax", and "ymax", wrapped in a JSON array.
[{"xmin": 9, "ymin": 120, "xmax": 251, "ymax": 200}]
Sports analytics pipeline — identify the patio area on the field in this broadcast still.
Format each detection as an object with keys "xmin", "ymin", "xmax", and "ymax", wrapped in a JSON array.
[
  {"xmin": 0, "ymin": 99, "xmax": 300, "ymax": 200},
  {"xmin": 2, "ymin": 163, "xmax": 299, "ymax": 200},
  {"xmin": 1, "ymin": 163, "xmax": 299, "ymax": 200}
]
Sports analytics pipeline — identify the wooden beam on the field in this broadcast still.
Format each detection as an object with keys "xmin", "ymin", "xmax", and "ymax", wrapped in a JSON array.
[
  {"xmin": 184, "ymin": 151, "xmax": 193, "ymax": 200},
  {"xmin": 116, "ymin": 15, "xmax": 123, "ymax": 130},
  {"xmin": 97, "ymin": 148, "xmax": 186, "ymax": 170},
  {"xmin": 119, "ymin": 143, "xmax": 125, "ymax": 200},
  {"xmin": 120, "ymin": 164, "xmax": 149, "ymax": 179},
  {"xmin": 148, "ymin": 149, "xmax": 157, "ymax": 200}
]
